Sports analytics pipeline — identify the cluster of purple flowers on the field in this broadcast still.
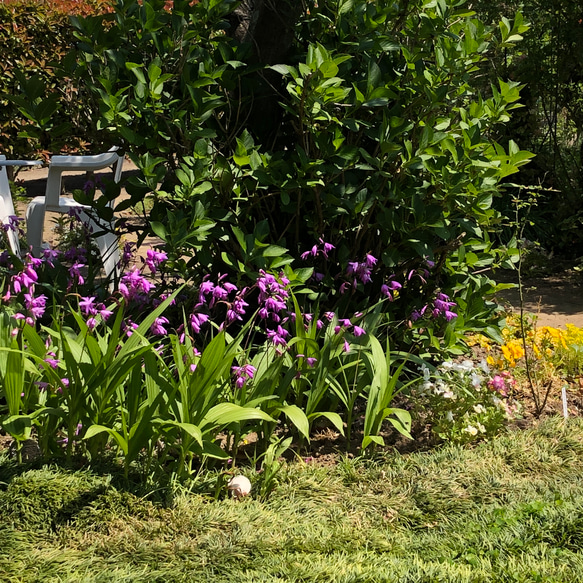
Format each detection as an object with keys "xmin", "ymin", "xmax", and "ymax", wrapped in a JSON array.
[
  {"xmin": 1, "ymin": 215, "xmax": 25, "ymax": 238},
  {"xmin": 380, "ymin": 278, "xmax": 402, "ymax": 301},
  {"xmin": 231, "ymin": 363, "xmax": 257, "ymax": 389},
  {"xmin": 78, "ymin": 296, "xmax": 114, "ymax": 330},
  {"xmin": 257, "ymin": 270, "xmax": 289, "ymax": 322},
  {"xmin": 145, "ymin": 249, "xmax": 168, "ymax": 274},
  {"xmin": 5, "ymin": 254, "xmax": 47, "ymax": 325},
  {"xmin": 344, "ymin": 254, "xmax": 377, "ymax": 288},
  {"xmin": 256, "ymin": 270, "xmax": 293, "ymax": 351},
  {"xmin": 411, "ymin": 292, "xmax": 458, "ymax": 323},
  {"xmin": 191, "ymin": 273, "xmax": 249, "ymax": 333},
  {"xmin": 300, "ymin": 238, "xmax": 335, "ymax": 261},
  {"xmin": 119, "ymin": 266, "xmax": 156, "ymax": 303}
]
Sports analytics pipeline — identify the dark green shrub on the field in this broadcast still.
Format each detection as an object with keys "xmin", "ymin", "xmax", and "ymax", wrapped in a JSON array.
[{"xmin": 26, "ymin": 0, "xmax": 530, "ymax": 354}]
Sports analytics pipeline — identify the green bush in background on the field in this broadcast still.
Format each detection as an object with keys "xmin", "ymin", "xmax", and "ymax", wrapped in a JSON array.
[
  {"xmin": 6, "ymin": 0, "xmax": 531, "ymax": 355},
  {"xmin": 0, "ymin": 0, "xmax": 110, "ymax": 157}
]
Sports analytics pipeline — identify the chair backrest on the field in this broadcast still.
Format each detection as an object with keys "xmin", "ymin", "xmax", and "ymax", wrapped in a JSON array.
[
  {"xmin": 0, "ymin": 155, "xmax": 20, "ymax": 256},
  {"xmin": 44, "ymin": 148, "xmax": 124, "ymax": 212}
]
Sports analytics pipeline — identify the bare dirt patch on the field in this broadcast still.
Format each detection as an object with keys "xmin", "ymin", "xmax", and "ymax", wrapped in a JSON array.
[{"xmin": 495, "ymin": 269, "xmax": 583, "ymax": 329}]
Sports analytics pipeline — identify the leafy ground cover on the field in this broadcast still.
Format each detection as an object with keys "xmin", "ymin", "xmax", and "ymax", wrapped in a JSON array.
[{"xmin": 2, "ymin": 417, "xmax": 583, "ymax": 582}]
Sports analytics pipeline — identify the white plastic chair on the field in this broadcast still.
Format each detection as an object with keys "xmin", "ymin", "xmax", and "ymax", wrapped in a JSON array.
[
  {"xmin": 26, "ymin": 148, "xmax": 124, "ymax": 284},
  {"xmin": 0, "ymin": 156, "xmax": 43, "ymax": 257}
]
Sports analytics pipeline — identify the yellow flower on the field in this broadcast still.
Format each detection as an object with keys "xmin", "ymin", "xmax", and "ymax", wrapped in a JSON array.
[
  {"xmin": 501, "ymin": 340, "xmax": 525, "ymax": 367},
  {"xmin": 466, "ymin": 334, "xmax": 492, "ymax": 350}
]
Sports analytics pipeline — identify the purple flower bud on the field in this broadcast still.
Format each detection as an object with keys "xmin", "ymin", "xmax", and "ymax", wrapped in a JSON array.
[
  {"xmin": 232, "ymin": 363, "xmax": 257, "ymax": 388},
  {"xmin": 98, "ymin": 305, "xmax": 113, "ymax": 321},
  {"xmin": 347, "ymin": 262, "xmax": 359, "ymax": 275},
  {"xmin": 43, "ymin": 248, "xmax": 61, "ymax": 268},
  {"xmin": 267, "ymin": 327, "xmax": 288, "ymax": 348},
  {"xmin": 145, "ymin": 248, "xmax": 168, "ymax": 274},
  {"xmin": 322, "ymin": 240, "xmax": 335, "ymax": 257},
  {"xmin": 151, "ymin": 316, "xmax": 169, "ymax": 336},
  {"xmin": 44, "ymin": 354, "xmax": 59, "ymax": 369},
  {"xmin": 190, "ymin": 312, "xmax": 209, "ymax": 334},
  {"xmin": 365, "ymin": 254, "xmax": 377, "ymax": 268},
  {"xmin": 381, "ymin": 285, "xmax": 392, "ymax": 300}
]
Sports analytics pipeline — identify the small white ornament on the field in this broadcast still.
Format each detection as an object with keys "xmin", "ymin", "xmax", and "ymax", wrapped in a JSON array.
[{"xmin": 227, "ymin": 475, "xmax": 252, "ymax": 499}]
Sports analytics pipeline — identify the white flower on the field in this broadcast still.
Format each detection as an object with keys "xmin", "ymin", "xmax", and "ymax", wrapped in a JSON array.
[
  {"xmin": 463, "ymin": 425, "xmax": 478, "ymax": 436},
  {"xmin": 440, "ymin": 361, "xmax": 453, "ymax": 369},
  {"xmin": 446, "ymin": 411, "xmax": 454, "ymax": 422},
  {"xmin": 477, "ymin": 423, "xmax": 486, "ymax": 433},
  {"xmin": 491, "ymin": 396, "xmax": 504, "ymax": 409},
  {"xmin": 473, "ymin": 404, "xmax": 486, "ymax": 414},
  {"xmin": 479, "ymin": 359, "xmax": 490, "ymax": 373},
  {"xmin": 434, "ymin": 381, "xmax": 447, "ymax": 395},
  {"xmin": 471, "ymin": 372, "xmax": 482, "ymax": 389},
  {"xmin": 443, "ymin": 390, "xmax": 455, "ymax": 399},
  {"xmin": 452, "ymin": 360, "xmax": 474, "ymax": 373}
]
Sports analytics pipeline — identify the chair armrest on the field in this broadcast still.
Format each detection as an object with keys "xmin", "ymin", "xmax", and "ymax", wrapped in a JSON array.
[
  {"xmin": 0, "ymin": 160, "xmax": 44, "ymax": 167},
  {"xmin": 49, "ymin": 150, "xmax": 121, "ymax": 171}
]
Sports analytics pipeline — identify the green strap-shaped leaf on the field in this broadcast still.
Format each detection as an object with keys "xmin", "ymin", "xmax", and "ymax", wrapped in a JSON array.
[
  {"xmin": 201, "ymin": 403, "xmax": 274, "ymax": 429},
  {"xmin": 279, "ymin": 404, "xmax": 310, "ymax": 440}
]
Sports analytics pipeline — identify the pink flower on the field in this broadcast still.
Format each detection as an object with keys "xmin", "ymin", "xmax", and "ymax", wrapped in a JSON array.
[
  {"xmin": 232, "ymin": 363, "xmax": 257, "ymax": 388},
  {"xmin": 151, "ymin": 316, "xmax": 170, "ymax": 336},
  {"xmin": 365, "ymin": 254, "xmax": 377, "ymax": 267},
  {"xmin": 488, "ymin": 375, "xmax": 508, "ymax": 396},
  {"xmin": 79, "ymin": 296, "xmax": 97, "ymax": 316},
  {"xmin": 145, "ymin": 248, "xmax": 168, "ymax": 274},
  {"xmin": 44, "ymin": 353, "xmax": 59, "ymax": 369},
  {"xmin": 190, "ymin": 312, "xmax": 209, "ymax": 334}
]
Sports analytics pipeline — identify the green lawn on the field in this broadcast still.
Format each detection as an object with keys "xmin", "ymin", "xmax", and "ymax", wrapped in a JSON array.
[{"xmin": 2, "ymin": 418, "xmax": 583, "ymax": 582}]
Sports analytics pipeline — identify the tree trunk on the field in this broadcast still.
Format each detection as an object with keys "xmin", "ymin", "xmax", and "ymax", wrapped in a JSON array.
[
  {"xmin": 228, "ymin": 0, "xmax": 304, "ymax": 65},
  {"xmin": 226, "ymin": 1, "xmax": 305, "ymax": 145}
]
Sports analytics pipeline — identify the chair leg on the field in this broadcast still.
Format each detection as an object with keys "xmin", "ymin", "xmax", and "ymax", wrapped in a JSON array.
[
  {"xmin": 25, "ymin": 200, "xmax": 46, "ymax": 257},
  {"xmin": 78, "ymin": 209, "xmax": 120, "ymax": 290}
]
